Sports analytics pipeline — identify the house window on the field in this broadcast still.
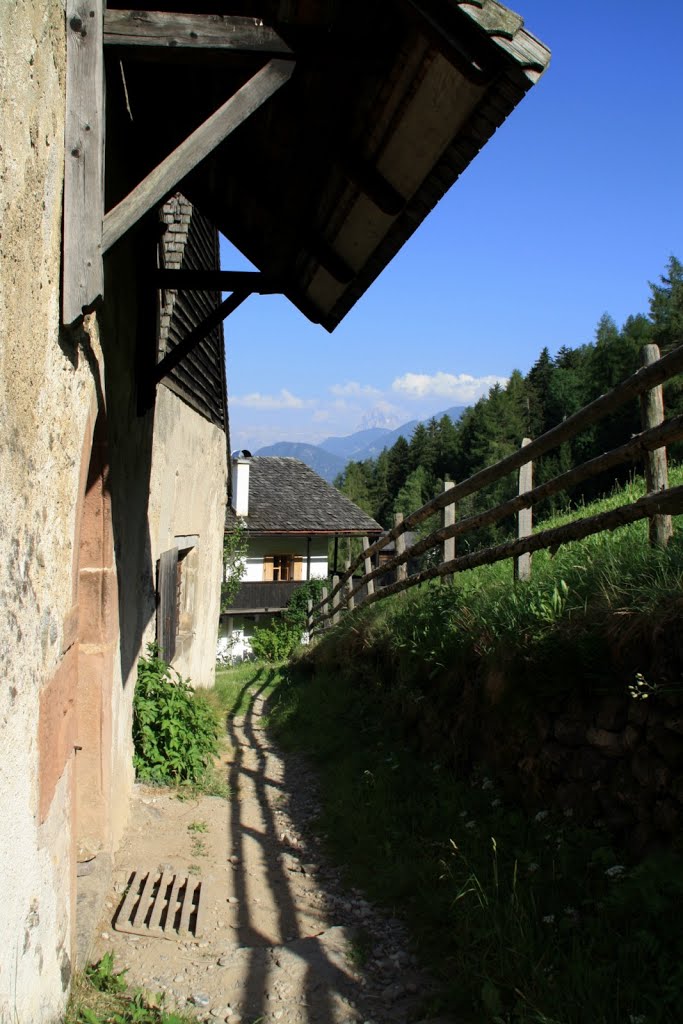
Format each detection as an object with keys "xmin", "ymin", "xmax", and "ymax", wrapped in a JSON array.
[
  {"xmin": 263, "ymin": 554, "xmax": 302, "ymax": 582},
  {"xmin": 273, "ymin": 555, "xmax": 292, "ymax": 581}
]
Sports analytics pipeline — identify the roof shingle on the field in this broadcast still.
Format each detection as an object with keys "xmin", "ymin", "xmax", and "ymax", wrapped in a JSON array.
[{"xmin": 225, "ymin": 457, "xmax": 382, "ymax": 535}]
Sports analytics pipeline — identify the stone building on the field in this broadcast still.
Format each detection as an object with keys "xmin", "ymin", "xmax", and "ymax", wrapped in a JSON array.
[{"xmin": 0, "ymin": 2, "xmax": 548, "ymax": 1019}]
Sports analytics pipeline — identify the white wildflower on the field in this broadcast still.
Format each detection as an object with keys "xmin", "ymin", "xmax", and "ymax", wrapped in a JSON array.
[
  {"xmin": 605, "ymin": 865, "xmax": 626, "ymax": 878},
  {"xmin": 542, "ymin": 915, "xmax": 555, "ymax": 924},
  {"xmin": 534, "ymin": 810, "xmax": 549, "ymax": 822}
]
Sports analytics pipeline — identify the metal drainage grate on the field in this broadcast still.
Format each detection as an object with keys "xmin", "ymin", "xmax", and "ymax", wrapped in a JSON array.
[{"xmin": 114, "ymin": 869, "xmax": 207, "ymax": 940}]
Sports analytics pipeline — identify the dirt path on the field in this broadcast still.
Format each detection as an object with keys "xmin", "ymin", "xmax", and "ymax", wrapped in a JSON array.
[{"xmin": 91, "ymin": 681, "xmax": 448, "ymax": 1024}]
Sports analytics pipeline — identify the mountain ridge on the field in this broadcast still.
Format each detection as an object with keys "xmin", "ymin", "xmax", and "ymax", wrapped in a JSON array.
[{"xmin": 254, "ymin": 405, "xmax": 467, "ymax": 482}]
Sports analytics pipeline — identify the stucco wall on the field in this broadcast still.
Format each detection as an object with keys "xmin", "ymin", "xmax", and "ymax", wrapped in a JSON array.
[
  {"xmin": 147, "ymin": 385, "xmax": 228, "ymax": 689},
  {"xmin": 0, "ymin": 4, "xmax": 95, "ymax": 1019}
]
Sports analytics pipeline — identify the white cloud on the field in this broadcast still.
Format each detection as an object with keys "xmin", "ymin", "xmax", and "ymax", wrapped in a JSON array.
[
  {"xmin": 329, "ymin": 380, "xmax": 381, "ymax": 398},
  {"xmin": 312, "ymin": 410, "xmax": 331, "ymax": 422},
  {"xmin": 392, "ymin": 371, "xmax": 508, "ymax": 402},
  {"xmin": 231, "ymin": 388, "xmax": 311, "ymax": 410}
]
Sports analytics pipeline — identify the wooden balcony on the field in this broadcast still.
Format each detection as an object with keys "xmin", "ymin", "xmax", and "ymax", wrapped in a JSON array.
[{"xmin": 223, "ymin": 580, "xmax": 303, "ymax": 613}]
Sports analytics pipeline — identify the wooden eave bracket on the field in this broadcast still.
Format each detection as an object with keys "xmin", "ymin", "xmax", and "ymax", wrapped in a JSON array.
[
  {"xmin": 61, "ymin": 1, "xmax": 295, "ymax": 326},
  {"xmin": 101, "ymin": 57, "xmax": 295, "ymax": 253}
]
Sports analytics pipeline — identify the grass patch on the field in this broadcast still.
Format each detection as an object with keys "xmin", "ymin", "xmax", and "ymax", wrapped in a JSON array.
[{"xmin": 212, "ymin": 662, "xmax": 281, "ymax": 721}]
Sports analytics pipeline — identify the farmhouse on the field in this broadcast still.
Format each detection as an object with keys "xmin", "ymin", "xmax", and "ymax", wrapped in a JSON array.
[
  {"xmin": 0, "ymin": 2, "xmax": 548, "ymax": 1019},
  {"xmin": 219, "ymin": 454, "xmax": 382, "ymax": 659}
]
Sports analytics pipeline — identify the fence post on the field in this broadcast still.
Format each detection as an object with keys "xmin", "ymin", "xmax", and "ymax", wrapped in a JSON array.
[
  {"xmin": 395, "ymin": 512, "xmax": 408, "ymax": 582},
  {"xmin": 362, "ymin": 536, "xmax": 375, "ymax": 599},
  {"xmin": 321, "ymin": 586, "xmax": 328, "ymax": 628},
  {"xmin": 442, "ymin": 479, "xmax": 455, "ymax": 581},
  {"xmin": 331, "ymin": 574, "xmax": 340, "ymax": 625},
  {"xmin": 640, "ymin": 343, "xmax": 673, "ymax": 548},
  {"xmin": 345, "ymin": 558, "xmax": 355, "ymax": 611},
  {"xmin": 514, "ymin": 437, "xmax": 533, "ymax": 581}
]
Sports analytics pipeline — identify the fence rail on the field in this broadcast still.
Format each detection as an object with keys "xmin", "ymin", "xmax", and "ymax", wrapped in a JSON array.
[{"xmin": 309, "ymin": 342, "xmax": 683, "ymax": 633}]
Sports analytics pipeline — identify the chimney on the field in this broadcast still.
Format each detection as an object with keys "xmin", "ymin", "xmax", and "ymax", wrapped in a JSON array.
[{"xmin": 231, "ymin": 452, "xmax": 251, "ymax": 516}]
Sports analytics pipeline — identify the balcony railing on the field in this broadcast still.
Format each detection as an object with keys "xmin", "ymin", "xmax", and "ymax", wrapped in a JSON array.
[{"xmin": 223, "ymin": 579, "xmax": 303, "ymax": 613}]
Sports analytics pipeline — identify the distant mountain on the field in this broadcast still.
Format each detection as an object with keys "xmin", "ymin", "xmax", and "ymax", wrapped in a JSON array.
[
  {"xmin": 254, "ymin": 405, "xmax": 468, "ymax": 481},
  {"xmin": 345, "ymin": 405, "xmax": 467, "ymax": 462},
  {"xmin": 254, "ymin": 442, "xmax": 346, "ymax": 483},
  {"xmin": 320, "ymin": 427, "xmax": 392, "ymax": 460}
]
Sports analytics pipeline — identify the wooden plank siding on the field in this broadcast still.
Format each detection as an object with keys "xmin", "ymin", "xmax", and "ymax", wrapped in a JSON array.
[{"xmin": 157, "ymin": 197, "xmax": 227, "ymax": 431}]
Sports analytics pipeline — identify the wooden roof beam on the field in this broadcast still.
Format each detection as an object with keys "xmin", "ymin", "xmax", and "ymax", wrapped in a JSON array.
[
  {"xmin": 103, "ymin": 10, "xmax": 292, "ymax": 56},
  {"xmin": 308, "ymin": 240, "xmax": 356, "ymax": 285},
  {"xmin": 342, "ymin": 157, "xmax": 405, "ymax": 217},
  {"xmin": 102, "ymin": 58, "xmax": 295, "ymax": 253}
]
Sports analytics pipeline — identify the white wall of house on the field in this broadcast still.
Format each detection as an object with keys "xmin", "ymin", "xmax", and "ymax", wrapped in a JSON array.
[
  {"xmin": 217, "ymin": 612, "xmax": 280, "ymax": 662},
  {"xmin": 242, "ymin": 535, "xmax": 329, "ymax": 581}
]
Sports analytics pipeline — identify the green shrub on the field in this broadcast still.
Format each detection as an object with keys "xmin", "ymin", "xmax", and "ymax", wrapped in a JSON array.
[
  {"xmin": 249, "ymin": 579, "xmax": 327, "ymax": 663},
  {"xmin": 133, "ymin": 647, "xmax": 219, "ymax": 785},
  {"xmin": 250, "ymin": 618, "xmax": 300, "ymax": 662}
]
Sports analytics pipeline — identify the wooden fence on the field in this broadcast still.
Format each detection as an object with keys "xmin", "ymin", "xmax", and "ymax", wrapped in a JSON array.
[{"xmin": 309, "ymin": 343, "xmax": 683, "ymax": 633}]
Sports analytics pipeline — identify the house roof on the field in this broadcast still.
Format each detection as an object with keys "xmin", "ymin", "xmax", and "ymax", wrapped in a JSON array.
[
  {"xmin": 105, "ymin": 1, "xmax": 549, "ymax": 332},
  {"xmin": 225, "ymin": 457, "xmax": 383, "ymax": 535}
]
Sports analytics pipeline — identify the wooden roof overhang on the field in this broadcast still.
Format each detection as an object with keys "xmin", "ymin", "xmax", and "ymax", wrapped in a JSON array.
[
  {"xmin": 63, "ymin": 1, "xmax": 549, "ymax": 334},
  {"xmin": 242, "ymin": 529, "xmax": 384, "ymax": 537}
]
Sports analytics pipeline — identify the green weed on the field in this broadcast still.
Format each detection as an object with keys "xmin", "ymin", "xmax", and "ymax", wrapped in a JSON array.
[
  {"xmin": 133, "ymin": 647, "xmax": 219, "ymax": 787},
  {"xmin": 84, "ymin": 953, "xmax": 127, "ymax": 994},
  {"xmin": 66, "ymin": 954, "xmax": 194, "ymax": 1024},
  {"xmin": 190, "ymin": 836, "xmax": 208, "ymax": 858},
  {"xmin": 186, "ymin": 821, "xmax": 207, "ymax": 833}
]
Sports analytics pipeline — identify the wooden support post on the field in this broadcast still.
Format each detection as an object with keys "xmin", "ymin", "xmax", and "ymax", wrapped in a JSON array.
[
  {"xmin": 306, "ymin": 599, "xmax": 313, "ymax": 633},
  {"xmin": 102, "ymin": 59, "xmax": 294, "ymax": 252},
  {"xmin": 331, "ymin": 575, "xmax": 340, "ymax": 625},
  {"xmin": 514, "ymin": 438, "xmax": 533, "ymax": 581},
  {"xmin": 640, "ymin": 344, "xmax": 673, "ymax": 549},
  {"xmin": 321, "ymin": 586, "xmax": 328, "ymax": 627},
  {"xmin": 362, "ymin": 537, "xmax": 375, "ymax": 598},
  {"xmin": 63, "ymin": 0, "xmax": 104, "ymax": 325},
  {"xmin": 395, "ymin": 512, "xmax": 408, "ymax": 582},
  {"xmin": 345, "ymin": 559, "xmax": 355, "ymax": 612},
  {"xmin": 442, "ymin": 480, "xmax": 455, "ymax": 579}
]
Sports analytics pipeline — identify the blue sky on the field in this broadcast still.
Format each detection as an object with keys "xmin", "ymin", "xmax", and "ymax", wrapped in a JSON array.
[{"xmin": 221, "ymin": 0, "xmax": 683, "ymax": 451}]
